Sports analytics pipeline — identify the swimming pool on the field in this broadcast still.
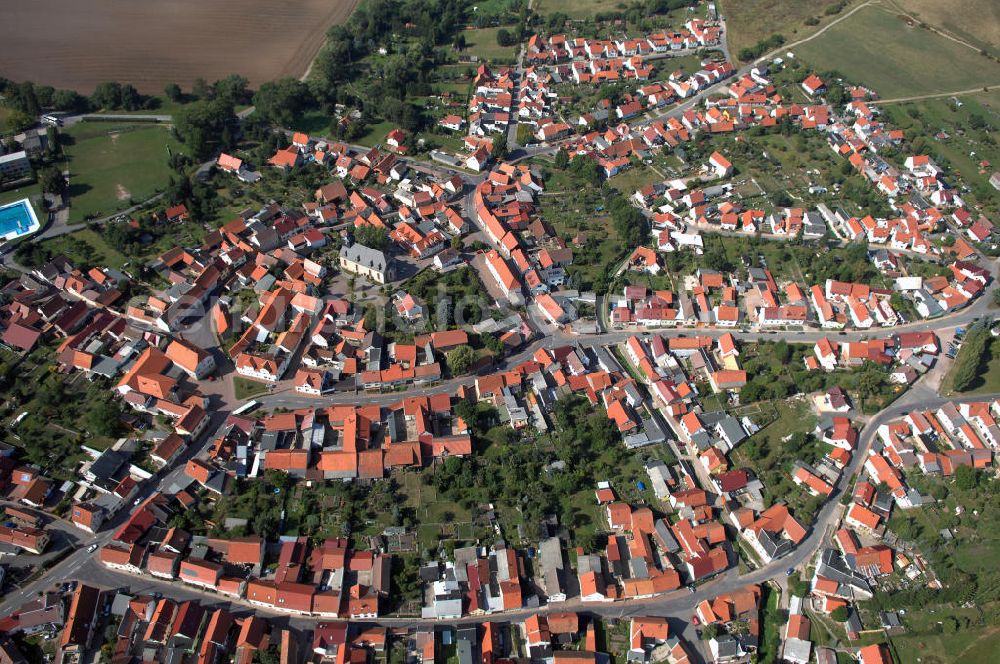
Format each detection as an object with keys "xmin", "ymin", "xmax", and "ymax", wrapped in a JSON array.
[{"xmin": 0, "ymin": 198, "xmax": 41, "ymax": 241}]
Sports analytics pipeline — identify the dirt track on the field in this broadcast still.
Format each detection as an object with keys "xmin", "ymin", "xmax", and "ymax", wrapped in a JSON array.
[{"xmin": 0, "ymin": 0, "xmax": 360, "ymax": 94}]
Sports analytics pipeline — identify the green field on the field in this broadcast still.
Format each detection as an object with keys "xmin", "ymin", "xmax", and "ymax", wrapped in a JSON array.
[
  {"xmin": 461, "ymin": 27, "xmax": 517, "ymax": 62},
  {"xmin": 63, "ymin": 122, "xmax": 181, "ymax": 223},
  {"xmin": 533, "ymin": 0, "xmax": 619, "ymax": 19},
  {"xmin": 794, "ymin": 5, "xmax": 1000, "ymax": 98}
]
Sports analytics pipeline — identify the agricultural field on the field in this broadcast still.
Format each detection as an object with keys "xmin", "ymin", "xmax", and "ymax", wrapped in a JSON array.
[
  {"xmin": 0, "ymin": 0, "xmax": 360, "ymax": 93},
  {"xmin": 793, "ymin": 5, "xmax": 1000, "ymax": 98},
  {"xmin": 63, "ymin": 121, "xmax": 182, "ymax": 222}
]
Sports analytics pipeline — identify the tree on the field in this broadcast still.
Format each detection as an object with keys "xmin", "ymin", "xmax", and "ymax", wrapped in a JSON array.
[
  {"xmin": 87, "ymin": 398, "xmax": 123, "ymax": 437},
  {"xmin": 491, "ymin": 138, "xmax": 509, "ymax": 162},
  {"xmin": 955, "ymin": 465, "xmax": 979, "ymax": 491},
  {"xmin": 91, "ymin": 82, "xmax": 123, "ymax": 110},
  {"xmin": 951, "ymin": 325, "xmax": 990, "ymax": 392},
  {"xmin": 38, "ymin": 167, "xmax": 67, "ymax": 197},
  {"xmin": 213, "ymin": 75, "xmax": 251, "ymax": 106},
  {"xmin": 701, "ymin": 624, "xmax": 720, "ymax": 640},
  {"xmin": 4, "ymin": 110, "xmax": 34, "ymax": 134},
  {"xmin": 446, "ymin": 345, "xmax": 476, "ymax": 374},
  {"xmin": 164, "ymin": 83, "xmax": 183, "ymax": 102},
  {"xmin": 355, "ymin": 225, "xmax": 388, "ymax": 250},
  {"xmin": 13, "ymin": 81, "xmax": 40, "ymax": 117},
  {"xmin": 119, "ymin": 84, "xmax": 141, "ymax": 111},
  {"xmin": 830, "ymin": 606, "xmax": 850, "ymax": 622},
  {"xmin": 173, "ymin": 99, "xmax": 236, "ymax": 160},
  {"xmin": 554, "ymin": 148, "xmax": 569, "ymax": 170},
  {"xmin": 496, "ymin": 28, "xmax": 513, "ymax": 47},
  {"xmin": 253, "ymin": 78, "xmax": 312, "ymax": 126},
  {"xmin": 773, "ymin": 340, "xmax": 791, "ymax": 363},
  {"xmin": 52, "ymin": 88, "xmax": 87, "ymax": 112}
]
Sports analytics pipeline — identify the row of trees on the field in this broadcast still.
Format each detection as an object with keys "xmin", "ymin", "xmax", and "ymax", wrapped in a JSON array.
[
  {"xmin": 738, "ymin": 33, "xmax": 785, "ymax": 62},
  {"xmin": 950, "ymin": 322, "xmax": 992, "ymax": 392}
]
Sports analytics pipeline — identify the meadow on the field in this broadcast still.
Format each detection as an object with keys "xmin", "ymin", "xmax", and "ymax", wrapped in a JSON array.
[{"xmin": 794, "ymin": 5, "xmax": 1000, "ymax": 98}]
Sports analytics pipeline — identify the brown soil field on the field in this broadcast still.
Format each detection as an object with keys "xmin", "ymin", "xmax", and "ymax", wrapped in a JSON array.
[{"xmin": 0, "ymin": 0, "xmax": 360, "ymax": 94}]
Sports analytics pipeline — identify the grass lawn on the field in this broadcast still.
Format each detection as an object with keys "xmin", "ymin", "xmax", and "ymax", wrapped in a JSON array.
[
  {"xmin": 532, "ymin": 0, "xmax": 615, "ymax": 19},
  {"xmin": 233, "ymin": 377, "xmax": 268, "ymax": 401},
  {"xmin": 0, "ymin": 181, "xmax": 45, "ymax": 209},
  {"xmin": 607, "ymin": 164, "xmax": 665, "ymax": 196},
  {"xmin": 291, "ymin": 110, "xmax": 334, "ymax": 137},
  {"xmin": 794, "ymin": 5, "xmax": 1000, "ymax": 98},
  {"xmin": 63, "ymin": 121, "xmax": 181, "ymax": 223},
  {"xmin": 461, "ymin": 28, "xmax": 517, "ymax": 62},
  {"xmin": 355, "ymin": 121, "xmax": 398, "ymax": 149}
]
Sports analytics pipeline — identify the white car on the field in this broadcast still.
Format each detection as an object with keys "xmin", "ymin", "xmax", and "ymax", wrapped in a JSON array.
[{"xmin": 87, "ymin": 544, "xmax": 98, "ymax": 553}]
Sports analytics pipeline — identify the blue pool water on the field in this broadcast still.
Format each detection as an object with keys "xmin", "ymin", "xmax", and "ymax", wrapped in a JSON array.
[{"xmin": 0, "ymin": 200, "xmax": 39, "ymax": 239}]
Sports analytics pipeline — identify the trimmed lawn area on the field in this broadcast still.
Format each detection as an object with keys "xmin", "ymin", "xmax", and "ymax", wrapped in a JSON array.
[
  {"xmin": 291, "ymin": 110, "xmax": 334, "ymax": 136},
  {"xmin": 355, "ymin": 121, "xmax": 398, "ymax": 148},
  {"xmin": 794, "ymin": 5, "xmax": 1000, "ymax": 98},
  {"xmin": 63, "ymin": 121, "xmax": 181, "ymax": 223},
  {"xmin": 0, "ymin": 181, "xmax": 45, "ymax": 209},
  {"xmin": 233, "ymin": 377, "xmax": 268, "ymax": 401},
  {"xmin": 533, "ymin": 0, "xmax": 616, "ymax": 19}
]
